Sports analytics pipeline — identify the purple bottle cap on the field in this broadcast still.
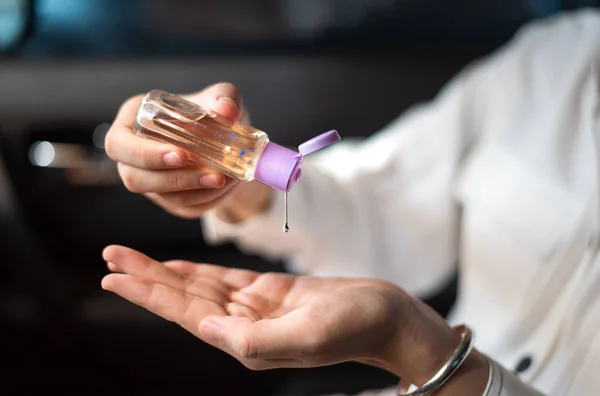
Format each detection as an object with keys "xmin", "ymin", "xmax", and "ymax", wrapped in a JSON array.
[
  {"xmin": 298, "ymin": 130, "xmax": 341, "ymax": 156},
  {"xmin": 254, "ymin": 130, "xmax": 340, "ymax": 192}
]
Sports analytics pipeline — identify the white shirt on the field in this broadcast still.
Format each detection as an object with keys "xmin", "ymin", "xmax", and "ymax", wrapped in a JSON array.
[{"xmin": 203, "ymin": 9, "xmax": 600, "ymax": 396}]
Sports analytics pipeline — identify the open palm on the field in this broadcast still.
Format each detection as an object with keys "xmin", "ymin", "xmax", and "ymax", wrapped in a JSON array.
[{"xmin": 101, "ymin": 245, "xmax": 407, "ymax": 371}]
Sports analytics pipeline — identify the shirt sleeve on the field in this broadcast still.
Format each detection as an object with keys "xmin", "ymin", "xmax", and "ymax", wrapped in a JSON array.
[
  {"xmin": 485, "ymin": 359, "xmax": 545, "ymax": 396},
  {"xmin": 200, "ymin": 12, "xmax": 563, "ymax": 297},
  {"xmin": 201, "ymin": 55, "xmax": 490, "ymax": 297}
]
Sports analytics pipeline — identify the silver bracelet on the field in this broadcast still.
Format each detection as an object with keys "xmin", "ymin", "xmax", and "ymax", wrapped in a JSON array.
[{"xmin": 397, "ymin": 324, "xmax": 474, "ymax": 396}]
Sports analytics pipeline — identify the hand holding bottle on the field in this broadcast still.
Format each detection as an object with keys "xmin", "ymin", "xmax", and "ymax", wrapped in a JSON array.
[{"xmin": 105, "ymin": 83, "xmax": 272, "ymax": 220}]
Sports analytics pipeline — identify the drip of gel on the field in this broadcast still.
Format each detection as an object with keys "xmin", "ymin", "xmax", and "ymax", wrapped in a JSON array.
[
  {"xmin": 283, "ymin": 192, "xmax": 289, "ymax": 233},
  {"xmin": 274, "ymin": 130, "xmax": 340, "ymax": 233}
]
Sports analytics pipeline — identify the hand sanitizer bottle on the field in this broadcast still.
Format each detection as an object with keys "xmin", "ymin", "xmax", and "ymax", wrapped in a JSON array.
[{"xmin": 134, "ymin": 90, "xmax": 341, "ymax": 231}]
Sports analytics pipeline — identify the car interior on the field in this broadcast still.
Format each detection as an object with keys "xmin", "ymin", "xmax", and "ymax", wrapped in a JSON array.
[{"xmin": 1, "ymin": 0, "xmax": 597, "ymax": 394}]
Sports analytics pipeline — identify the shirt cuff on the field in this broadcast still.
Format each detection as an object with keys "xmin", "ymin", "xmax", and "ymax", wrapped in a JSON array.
[{"xmin": 484, "ymin": 358, "xmax": 545, "ymax": 396}]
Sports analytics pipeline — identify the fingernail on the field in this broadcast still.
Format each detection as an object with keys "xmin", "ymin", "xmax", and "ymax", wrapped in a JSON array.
[
  {"xmin": 200, "ymin": 174, "xmax": 221, "ymax": 188},
  {"xmin": 163, "ymin": 152, "xmax": 183, "ymax": 168},
  {"xmin": 200, "ymin": 320, "xmax": 221, "ymax": 340},
  {"xmin": 217, "ymin": 96, "xmax": 239, "ymax": 109}
]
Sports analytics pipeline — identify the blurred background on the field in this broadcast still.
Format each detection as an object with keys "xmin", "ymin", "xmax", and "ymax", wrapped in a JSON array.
[{"xmin": 0, "ymin": 0, "xmax": 597, "ymax": 394}]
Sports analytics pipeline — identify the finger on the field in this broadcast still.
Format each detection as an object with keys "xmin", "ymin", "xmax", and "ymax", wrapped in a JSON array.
[
  {"xmin": 103, "ymin": 245, "xmax": 230, "ymax": 304},
  {"xmin": 162, "ymin": 260, "xmax": 265, "ymax": 294},
  {"xmin": 105, "ymin": 125, "xmax": 189, "ymax": 170},
  {"xmin": 106, "ymin": 94, "xmax": 190, "ymax": 170},
  {"xmin": 162, "ymin": 261, "xmax": 259, "ymax": 292},
  {"xmin": 161, "ymin": 260, "xmax": 202, "ymax": 278},
  {"xmin": 106, "ymin": 245, "xmax": 260, "ymax": 293},
  {"xmin": 237, "ymin": 272, "xmax": 296, "ymax": 311},
  {"xmin": 101, "ymin": 274, "xmax": 226, "ymax": 336},
  {"xmin": 144, "ymin": 190, "xmax": 233, "ymax": 220},
  {"xmin": 192, "ymin": 265, "xmax": 260, "ymax": 290},
  {"xmin": 200, "ymin": 310, "xmax": 317, "ymax": 360},
  {"xmin": 226, "ymin": 302, "xmax": 262, "ymax": 322},
  {"xmin": 182, "ymin": 82, "xmax": 244, "ymax": 121},
  {"xmin": 154, "ymin": 176, "xmax": 239, "ymax": 204},
  {"xmin": 117, "ymin": 163, "xmax": 228, "ymax": 193},
  {"xmin": 106, "ymin": 83, "xmax": 244, "ymax": 171},
  {"xmin": 107, "ymin": 262, "xmax": 121, "ymax": 273},
  {"xmin": 103, "ymin": 245, "xmax": 186, "ymax": 287},
  {"xmin": 229, "ymin": 291, "xmax": 275, "ymax": 315},
  {"xmin": 161, "ymin": 260, "xmax": 232, "ymax": 297}
]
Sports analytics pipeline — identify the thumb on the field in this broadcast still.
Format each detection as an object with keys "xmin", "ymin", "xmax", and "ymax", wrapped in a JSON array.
[
  {"xmin": 200, "ymin": 313, "xmax": 319, "ymax": 360},
  {"xmin": 182, "ymin": 82, "xmax": 245, "ymax": 122}
]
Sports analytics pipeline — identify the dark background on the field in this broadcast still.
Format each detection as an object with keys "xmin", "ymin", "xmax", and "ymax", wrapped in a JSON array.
[{"xmin": 0, "ymin": 1, "xmax": 597, "ymax": 395}]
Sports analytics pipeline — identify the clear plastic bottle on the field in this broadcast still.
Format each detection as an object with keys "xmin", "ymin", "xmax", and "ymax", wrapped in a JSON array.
[
  {"xmin": 134, "ymin": 90, "xmax": 340, "ymax": 193},
  {"xmin": 134, "ymin": 90, "xmax": 340, "ymax": 231}
]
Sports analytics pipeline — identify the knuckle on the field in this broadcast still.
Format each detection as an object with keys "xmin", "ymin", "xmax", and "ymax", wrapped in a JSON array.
[
  {"xmin": 135, "ymin": 145, "xmax": 156, "ymax": 169},
  {"xmin": 169, "ymin": 172, "xmax": 189, "ymax": 192},
  {"xmin": 179, "ymin": 294, "xmax": 194, "ymax": 321},
  {"xmin": 233, "ymin": 334, "xmax": 259, "ymax": 360}
]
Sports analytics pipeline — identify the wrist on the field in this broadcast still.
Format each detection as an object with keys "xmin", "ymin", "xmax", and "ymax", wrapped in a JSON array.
[
  {"xmin": 434, "ymin": 349, "xmax": 490, "ymax": 396},
  {"xmin": 380, "ymin": 298, "xmax": 464, "ymax": 385},
  {"xmin": 373, "ymin": 290, "xmax": 489, "ymax": 395},
  {"xmin": 380, "ymin": 310, "xmax": 488, "ymax": 395}
]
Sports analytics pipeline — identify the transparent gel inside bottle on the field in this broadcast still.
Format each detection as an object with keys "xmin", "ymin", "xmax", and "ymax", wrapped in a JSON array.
[{"xmin": 134, "ymin": 89, "xmax": 269, "ymax": 181}]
